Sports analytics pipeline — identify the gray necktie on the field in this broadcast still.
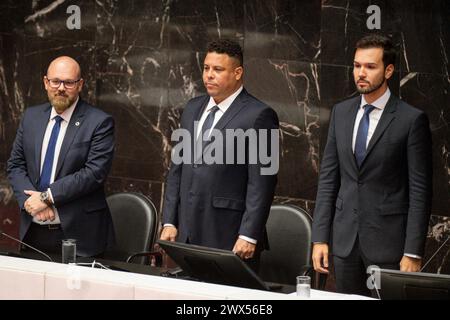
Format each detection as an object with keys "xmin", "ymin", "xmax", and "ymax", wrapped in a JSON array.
[{"xmin": 200, "ymin": 105, "xmax": 220, "ymax": 141}]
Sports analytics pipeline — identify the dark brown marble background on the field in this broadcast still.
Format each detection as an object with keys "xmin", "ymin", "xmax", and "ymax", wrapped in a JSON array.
[{"xmin": 0, "ymin": 1, "xmax": 448, "ymax": 287}]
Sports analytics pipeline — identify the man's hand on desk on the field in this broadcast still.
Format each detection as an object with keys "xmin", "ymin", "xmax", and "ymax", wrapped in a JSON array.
[
  {"xmin": 160, "ymin": 226, "xmax": 178, "ymax": 242},
  {"xmin": 400, "ymin": 256, "xmax": 422, "ymax": 272},
  {"xmin": 233, "ymin": 238, "xmax": 256, "ymax": 260}
]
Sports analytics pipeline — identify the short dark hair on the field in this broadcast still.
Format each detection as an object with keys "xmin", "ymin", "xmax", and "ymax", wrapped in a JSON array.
[
  {"xmin": 207, "ymin": 39, "xmax": 243, "ymax": 66},
  {"xmin": 355, "ymin": 34, "xmax": 396, "ymax": 68}
]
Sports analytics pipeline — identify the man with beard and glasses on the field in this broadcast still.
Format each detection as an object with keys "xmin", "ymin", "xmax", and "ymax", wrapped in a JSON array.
[
  {"xmin": 7, "ymin": 56, "xmax": 116, "ymax": 259},
  {"xmin": 311, "ymin": 34, "xmax": 433, "ymax": 296}
]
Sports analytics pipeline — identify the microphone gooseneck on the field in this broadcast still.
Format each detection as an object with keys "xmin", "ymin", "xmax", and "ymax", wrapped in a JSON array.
[{"xmin": 0, "ymin": 230, "xmax": 53, "ymax": 262}]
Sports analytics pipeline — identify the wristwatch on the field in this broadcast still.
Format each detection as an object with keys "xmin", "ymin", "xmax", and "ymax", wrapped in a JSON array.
[{"xmin": 40, "ymin": 191, "xmax": 52, "ymax": 206}]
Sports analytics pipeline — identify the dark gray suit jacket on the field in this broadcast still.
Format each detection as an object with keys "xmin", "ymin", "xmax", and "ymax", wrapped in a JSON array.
[
  {"xmin": 7, "ymin": 99, "xmax": 116, "ymax": 256},
  {"xmin": 162, "ymin": 88, "xmax": 279, "ymax": 250},
  {"xmin": 312, "ymin": 94, "xmax": 432, "ymax": 263}
]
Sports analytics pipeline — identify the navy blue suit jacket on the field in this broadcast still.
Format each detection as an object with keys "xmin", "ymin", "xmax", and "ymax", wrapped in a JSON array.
[
  {"xmin": 312, "ymin": 94, "xmax": 432, "ymax": 263},
  {"xmin": 162, "ymin": 88, "xmax": 279, "ymax": 250},
  {"xmin": 7, "ymin": 99, "xmax": 115, "ymax": 256}
]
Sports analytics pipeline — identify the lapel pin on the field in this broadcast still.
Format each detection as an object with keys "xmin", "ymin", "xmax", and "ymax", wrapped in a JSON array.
[{"xmin": 75, "ymin": 121, "xmax": 80, "ymax": 126}]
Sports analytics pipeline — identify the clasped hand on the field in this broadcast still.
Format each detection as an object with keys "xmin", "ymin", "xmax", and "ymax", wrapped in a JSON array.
[{"xmin": 23, "ymin": 190, "xmax": 55, "ymax": 222}]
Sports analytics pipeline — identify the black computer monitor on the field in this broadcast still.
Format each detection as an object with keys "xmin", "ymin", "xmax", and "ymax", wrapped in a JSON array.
[
  {"xmin": 157, "ymin": 240, "xmax": 270, "ymax": 291},
  {"xmin": 378, "ymin": 268, "xmax": 450, "ymax": 300}
]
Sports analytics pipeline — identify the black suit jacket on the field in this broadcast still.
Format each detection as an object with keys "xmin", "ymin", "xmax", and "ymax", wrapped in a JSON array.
[
  {"xmin": 162, "ymin": 88, "xmax": 279, "ymax": 250},
  {"xmin": 312, "ymin": 94, "xmax": 432, "ymax": 263},
  {"xmin": 7, "ymin": 99, "xmax": 116, "ymax": 256}
]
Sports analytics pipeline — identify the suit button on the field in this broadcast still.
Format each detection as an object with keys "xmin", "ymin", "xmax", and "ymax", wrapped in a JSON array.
[{"xmin": 193, "ymin": 164, "xmax": 198, "ymax": 168}]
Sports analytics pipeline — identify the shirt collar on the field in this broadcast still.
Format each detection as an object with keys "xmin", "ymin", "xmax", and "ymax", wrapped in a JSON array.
[
  {"xmin": 360, "ymin": 87, "xmax": 391, "ymax": 110},
  {"xmin": 50, "ymin": 96, "xmax": 79, "ymax": 123},
  {"xmin": 206, "ymin": 85, "xmax": 244, "ymax": 113}
]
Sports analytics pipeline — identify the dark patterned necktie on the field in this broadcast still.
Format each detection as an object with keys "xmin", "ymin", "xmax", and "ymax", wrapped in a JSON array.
[
  {"xmin": 354, "ymin": 104, "xmax": 375, "ymax": 168},
  {"xmin": 200, "ymin": 105, "xmax": 220, "ymax": 141}
]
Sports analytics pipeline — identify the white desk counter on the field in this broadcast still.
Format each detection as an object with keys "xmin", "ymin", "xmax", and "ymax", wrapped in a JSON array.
[{"xmin": 0, "ymin": 256, "xmax": 373, "ymax": 300}]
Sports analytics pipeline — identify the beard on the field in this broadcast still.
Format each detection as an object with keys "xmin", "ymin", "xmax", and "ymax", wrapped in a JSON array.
[
  {"xmin": 48, "ymin": 92, "xmax": 76, "ymax": 113},
  {"xmin": 355, "ymin": 76, "xmax": 386, "ymax": 94}
]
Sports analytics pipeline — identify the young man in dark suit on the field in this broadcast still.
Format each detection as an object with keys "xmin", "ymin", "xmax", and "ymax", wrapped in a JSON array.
[
  {"xmin": 160, "ymin": 39, "xmax": 279, "ymax": 270},
  {"xmin": 7, "ymin": 56, "xmax": 115, "ymax": 258},
  {"xmin": 312, "ymin": 34, "xmax": 433, "ymax": 296}
]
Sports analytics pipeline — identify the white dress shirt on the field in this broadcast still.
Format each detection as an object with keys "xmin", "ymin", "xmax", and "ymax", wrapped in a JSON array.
[
  {"xmin": 34, "ymin": 97, "xmax": 78, "ymax": 225},
  {"xmin": 351, "ymin": 88, "xmax": 390, "ymax": 152},
  {"xmin": 166, "ymin": 86, "xmax": 257, "ymax": 245},
  {"xmin": 196, "ymin": 85, "xmax": 244, "ymax": 139}
]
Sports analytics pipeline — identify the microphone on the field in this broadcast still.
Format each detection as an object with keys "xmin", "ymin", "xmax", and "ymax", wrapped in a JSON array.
[{"xmin": 0, "ymin": 227, "xmax": 53, "ymax": 262}]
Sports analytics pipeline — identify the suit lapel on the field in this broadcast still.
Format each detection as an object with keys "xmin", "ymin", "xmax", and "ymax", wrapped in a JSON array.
[
  {"xmin": 360, "ymin": 95, "xmax": 398, "ymax": 168},
  {"xmin": 201, "ymin": 89, "xmax": 249, "ymax": 156},
  {"xmin": 193, "ymin": 89, "xmax": 249, "ymax": 160},
  {"xmin": 55, "ymin": 99, "xmax": 86, "ymax": 178},
  {"xmin": 191, "ymin": 96, "xmax": 209, "ymax": 163},
  {"xmin": 190, "ymin": 96, "xmax": 209, "ymax": 138},
  {"xmin": 34, "ymin": 104, "xmax": 52, "ymax": 175},
  {"xmin": 213, "ymin": 89, "xmax": 249, "ymax": 132},
  {"xmin": 345, "ymin": 97, "xmax": 361, "ymax": 174}
]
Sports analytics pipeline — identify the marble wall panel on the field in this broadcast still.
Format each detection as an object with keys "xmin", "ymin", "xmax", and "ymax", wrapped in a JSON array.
[{"xmin": 0, "ymin": 1, "xmax": 448, "ymax": 279}]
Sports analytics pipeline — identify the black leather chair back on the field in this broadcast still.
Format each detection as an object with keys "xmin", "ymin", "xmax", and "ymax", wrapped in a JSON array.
[
  {"xmin": 106, "ymin": 192, "xmax": 158, "ymax": 264},
  {"xmin": 259, "ymin": 204, "xmax": 313, "ymax": 285}
]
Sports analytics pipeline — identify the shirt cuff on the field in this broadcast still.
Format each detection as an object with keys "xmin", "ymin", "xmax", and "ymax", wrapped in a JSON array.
[
  {"xmin": 404, "ymin": 253, "xmax": 422, "ymax": 259},
  {"xmin": 239, "ymin": 235, "xmax": 257, "ymax": 244},
  {"xmin": 163, "ymin": 223, "xmax": 176, "ymax": 228},
  {"xmin": 47, "ymin": 188, "xmax": 54, "ymax": 204}
]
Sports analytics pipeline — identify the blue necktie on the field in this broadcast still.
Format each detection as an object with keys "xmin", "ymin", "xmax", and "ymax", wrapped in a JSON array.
[
  {"xmin": 354, "ymin": 104, "xmax": 376, "ymax": 168},
  {"xmin": 200, "ymin": 105, "xmax": 220, "ymax": 142},
  {"xmin": 39, "ymin": 116, "xmax": 63, "ymax": 191}
]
